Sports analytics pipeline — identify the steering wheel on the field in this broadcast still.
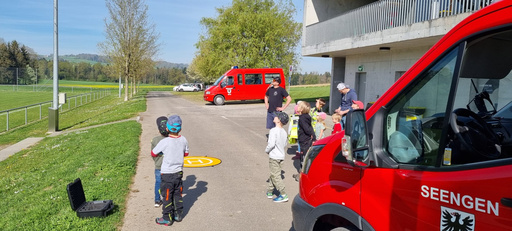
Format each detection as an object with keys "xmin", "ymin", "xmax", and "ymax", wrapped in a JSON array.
[{"xmin": 450, "ymin": 108, "xmax": 501, "ymax": 159}]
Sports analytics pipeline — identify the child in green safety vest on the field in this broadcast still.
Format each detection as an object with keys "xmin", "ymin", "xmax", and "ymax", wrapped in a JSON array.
[
  {"xmin": 288, "ymin": 102, "xmax": 301, "ymax": 144},
  {"xmin": 309, "ymin": 98, "xmax": 326, "ymax": 131}
]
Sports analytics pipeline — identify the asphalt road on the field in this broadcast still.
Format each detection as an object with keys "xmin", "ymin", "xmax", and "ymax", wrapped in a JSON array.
[{"xmin": 121, "ymin": 91, "xmax": 315, "ymax": 231}]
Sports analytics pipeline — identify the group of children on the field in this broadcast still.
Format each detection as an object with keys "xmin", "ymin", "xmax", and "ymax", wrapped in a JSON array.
[
  {"xmin": 148, "ymin": 99, "xmax": 366, "ymax": 226},
  {"xmin": 266, "ymin": 98, "xmax": 365, "ymax": 201}
]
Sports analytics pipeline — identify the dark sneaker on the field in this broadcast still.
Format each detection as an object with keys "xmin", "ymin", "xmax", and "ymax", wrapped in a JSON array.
[
  {"xmin": 291, "ymin": 154, "xmax": 301, "ymax": 160},
  {"xmin": 174, "ymin": 211, "xmax": 183, "ymax": 222},
  {"xmin": 273, "ymin": 194, "xmax": 289, "ymax": 203},
  {"xmin": 155, "ymin": 217, "xmax": 173, "ymax": 226}
]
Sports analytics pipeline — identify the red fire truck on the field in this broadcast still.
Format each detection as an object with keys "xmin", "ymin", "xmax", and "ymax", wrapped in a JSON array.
[
  {"xmin": 292, "ymin": 1, "xmax": 512, "ymax": 230},
  {"xmin": 203, "ymin": 67, "xmax": 285, "ymax": 105}
]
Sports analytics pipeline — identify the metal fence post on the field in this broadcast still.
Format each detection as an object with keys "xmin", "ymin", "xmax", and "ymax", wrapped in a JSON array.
[
  {"xmin": 6, "ymin": 111, "xmax": 9, "ymax": 131},
  {"xmin": 40, "ymin": 104, "xmax": 42, "ymax": 120},
  {"xmin": 25, "ymin": 107, "xmax": 27, "ymax": 125}
]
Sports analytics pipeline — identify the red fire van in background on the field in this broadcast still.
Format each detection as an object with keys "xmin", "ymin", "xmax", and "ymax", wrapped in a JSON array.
[
  {"xmin": 292, "ymin": 1, "xmax": 512, "ymax": 231},
  {"xmin": 203, "ymin": 67, "xmax": 285, "ymax": 105}
]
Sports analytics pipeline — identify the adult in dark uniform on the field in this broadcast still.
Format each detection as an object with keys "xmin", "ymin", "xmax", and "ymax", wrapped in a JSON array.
[{"xmin": 264, "ymin": 76, "xmax": 292, "ymax": 129}]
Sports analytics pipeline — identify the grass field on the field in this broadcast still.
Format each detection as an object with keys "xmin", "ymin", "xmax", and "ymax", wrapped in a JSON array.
[
  {"xmin": 0, "ymin": 121, "xmax": 140, "ymax": 230},
  {"xmin": 58, "ymin": 80, "xmax": 175, "ymax": 90},
  {"xmin": 0, "ymin": 90, "xmax": 113, "ymax": 132},
  {"xmin": 0, "ymin": 90, "xmax": 106, "ymax": 111},
  {"xmin": 289, "ymin": 85, "xmax": 330, "ymax": 103},
  {"xmin": 0, "ymin": 92, "xmax": 145, "ymax": 146}
]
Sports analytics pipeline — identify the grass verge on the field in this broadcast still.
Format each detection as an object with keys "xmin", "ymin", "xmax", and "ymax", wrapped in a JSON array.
[
  {"xmin": 0, "ymin": 91, "xmax": 97, "ymax": 111},
  {"xmin": 289, "ymin": 85, "xmax": 330, "ymax": 103},
  {"xmin": 0, "ymin": 92, "xmax": 146, "ymax": 146},
  {"xmin": 0, "ymin": 121, "xmax": 141, "ymax": 230}
]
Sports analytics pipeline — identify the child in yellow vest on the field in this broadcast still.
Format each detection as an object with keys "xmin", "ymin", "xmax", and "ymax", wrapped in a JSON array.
[
  {"xmin": 309, "ymin": 98, "xmax": 326, "ymax": 132},
  {"xmin": 288, "ymin": 102, "xmax": 302, "ymax": 144}
]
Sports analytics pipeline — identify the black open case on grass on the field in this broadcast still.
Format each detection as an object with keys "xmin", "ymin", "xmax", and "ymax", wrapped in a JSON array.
[{"xmin": 66, "ymin": 178, "xmax": 114, "ymax": 218}]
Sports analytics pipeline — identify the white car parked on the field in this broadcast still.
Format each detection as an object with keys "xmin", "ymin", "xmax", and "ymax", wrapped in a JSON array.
[{"xmin": 175, "ymin": 83, "xmax": 199, "ymax": 92}]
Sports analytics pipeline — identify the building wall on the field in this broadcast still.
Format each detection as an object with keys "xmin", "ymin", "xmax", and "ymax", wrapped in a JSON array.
[
  {"xmin": 329, "ymin": 57, "xmax": 346, "ymax": 114},
  {"xmin": 305, "ymin": 0, "xmax": 377, "ymax": 26},
  {"xmin": 330, "ymin": 46, "xmax": 431, "ymax": 113}
]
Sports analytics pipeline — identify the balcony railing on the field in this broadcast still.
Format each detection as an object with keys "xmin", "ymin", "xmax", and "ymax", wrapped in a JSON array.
[{"xmin": 305, "ymin": 0, "xmax": 495, "ymax": 47}]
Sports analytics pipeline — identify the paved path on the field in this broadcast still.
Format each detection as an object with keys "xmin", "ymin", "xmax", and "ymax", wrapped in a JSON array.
[
  {"xmin": 0, "ymin": 137, "xmax": 44, "ymax": 162},
  {"xmin": 0, "ymin": 118, "xmax": 138, "ymax": 162},
  {"xmin": 121, "ymin": 91, "xmax": 331, "ymax": 231}
]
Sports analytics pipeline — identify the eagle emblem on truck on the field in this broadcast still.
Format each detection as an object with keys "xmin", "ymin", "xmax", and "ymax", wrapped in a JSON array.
[{"xmin": 441, "ymin": 207, "xmax": 474, "ymax": 231}]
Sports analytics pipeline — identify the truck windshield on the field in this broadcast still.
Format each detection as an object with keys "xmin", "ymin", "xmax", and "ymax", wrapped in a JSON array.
[{"xmin": 213, "ymin": 75, "xmax": 224, "ymax": 86}]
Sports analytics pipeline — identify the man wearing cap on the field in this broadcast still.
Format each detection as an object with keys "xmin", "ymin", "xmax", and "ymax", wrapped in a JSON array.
[
  {"xmin": 334, "ymin": 82, "xmax": 358, "ymax": 129},
  {"xmin": 265, "ymin": 76, "xmax": 292, "ymax": 129}
]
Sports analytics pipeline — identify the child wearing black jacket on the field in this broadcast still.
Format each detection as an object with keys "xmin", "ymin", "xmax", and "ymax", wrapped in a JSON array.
[{"xmin": 293, "ymin": 101, "xmax": 316, "ymax": 181}]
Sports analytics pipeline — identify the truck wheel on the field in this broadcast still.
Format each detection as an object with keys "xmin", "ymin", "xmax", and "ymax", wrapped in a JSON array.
[
  {"xmin": 214, "ymin": 95, "xmax": 225, "ymax": 105},
  {"xmin": 194, "ymin": 89, "xmax": 198, "ymax": 92},
  {"xmin": 179, "ymin": 89, "xmax": 183, "ymax": 92}
]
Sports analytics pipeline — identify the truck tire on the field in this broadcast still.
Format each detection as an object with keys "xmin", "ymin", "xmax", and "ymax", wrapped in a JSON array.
[
  {"xmin": 214, "ymin": 95, "xmax": 225, "ymax": 105},
  {"xmin": 179, "ymin": 89, "xmax": 183, "ymax": 92}
]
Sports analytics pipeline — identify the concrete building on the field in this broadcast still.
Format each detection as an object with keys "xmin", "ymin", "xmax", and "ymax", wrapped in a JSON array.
[{"xmin": 302, "ymin": 0, "xmax": 495, "ymax": 114}]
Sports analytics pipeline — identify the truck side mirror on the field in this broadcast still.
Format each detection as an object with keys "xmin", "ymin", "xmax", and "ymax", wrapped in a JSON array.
[
  {"xmin": 343, "ymin": 109, "xmax": 370, "ymax": 167},
  {"xmin": 220, "ymin": 82, "xmax": 226, "ymax": 88}
]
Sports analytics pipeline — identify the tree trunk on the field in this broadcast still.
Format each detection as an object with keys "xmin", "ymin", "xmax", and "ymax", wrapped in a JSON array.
[
  {"xmin": 124, "ymin": 60, "xmax": 129, "ymax": 101},
  {"xmin": 124, "ymin": 75, "xmax": 128, "ymax": 101},
  {"xmin": 132, "ymin": 78, "xmax": 137, "ymax": 96},
  {"xmin": 129, "ymin": 77, "xmax": 133, "ymax": 99}
]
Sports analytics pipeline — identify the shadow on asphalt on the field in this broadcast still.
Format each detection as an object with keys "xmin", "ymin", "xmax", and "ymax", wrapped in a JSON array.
[
  {"xmin": 287, "ymin": 146, "xmax": 301, "ymax": 173},
  {"xmin": 146, "ymin": 94, "xmax": 178, "ymax": 98},
  {"xmin": 182, "ymin": 175, "xmax": 208, "ymax": 218},
  {"xmin": 203, "ymin": 100, "xmax": 264, "ymax": 106}
]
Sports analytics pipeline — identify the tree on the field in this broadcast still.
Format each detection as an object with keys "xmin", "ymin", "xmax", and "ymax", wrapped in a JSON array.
[
  {"xmin": 0, "ymin": 40, "xmax": 33, "ymax": 84},
  {"xmin": 186, "ymin": 58, "xmax": 203, "ymax": 83},
  {"xmin": 194, "ymin": 0, "xmax": 301, "ymax": 82},
  {"xmin": 98, "ymin": 0, "xmax": 160, "ymax": 101}
]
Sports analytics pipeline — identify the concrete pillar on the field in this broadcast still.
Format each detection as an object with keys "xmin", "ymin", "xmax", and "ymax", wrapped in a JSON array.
[
  {"xmin": 48, "ymin": 108, "xmax": 59, "ymax": 132},
  {"xmin": 329, "ymin": 57, "xmax": 346, "ymax": 115}
]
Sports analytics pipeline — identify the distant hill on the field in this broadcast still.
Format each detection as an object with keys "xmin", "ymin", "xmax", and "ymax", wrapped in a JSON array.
[{"xmin": 39, "ymin": 53, "xmax": 188, "ymax": 69}]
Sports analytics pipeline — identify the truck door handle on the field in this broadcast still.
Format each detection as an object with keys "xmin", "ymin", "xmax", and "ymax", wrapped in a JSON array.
[{"xmin": 501, "ymin": 198, "xmax": 512, "ymax": 208}]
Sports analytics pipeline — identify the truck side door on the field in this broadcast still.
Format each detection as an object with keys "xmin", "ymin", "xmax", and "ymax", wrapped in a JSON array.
[
  {"xmin": 362, "ymin": 28, "xmax": 512, "ymax": 230},
  {"xmin": 222, "ymin": 75, "xmax": 236, "ymax": 101},
  {"xmin": 244, "ymin": 73, "xmax": 264, "ymax": 100}
]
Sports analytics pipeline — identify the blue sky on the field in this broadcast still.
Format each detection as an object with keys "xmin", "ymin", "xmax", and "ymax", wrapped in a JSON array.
[{"xmin": 0, "ymin": 0, "xmax": 331, "ymax": 74}]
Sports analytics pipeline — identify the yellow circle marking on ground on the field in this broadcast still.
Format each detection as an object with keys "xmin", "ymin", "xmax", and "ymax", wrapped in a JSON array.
[{"xmin": 183, "ymin": 156, "xmax": 221, "ymax": 168}]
